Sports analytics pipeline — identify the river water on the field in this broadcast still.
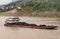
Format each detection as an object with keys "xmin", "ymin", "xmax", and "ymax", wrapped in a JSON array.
[{"xmin": 0, "ymin": 16, "xmax": 60, "ymax": 39}]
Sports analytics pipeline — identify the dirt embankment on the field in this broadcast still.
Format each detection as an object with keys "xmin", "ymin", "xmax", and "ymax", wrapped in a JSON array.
[{"xmin": 0, "ymin": 9, "xmax": 60, "ymax": 17}]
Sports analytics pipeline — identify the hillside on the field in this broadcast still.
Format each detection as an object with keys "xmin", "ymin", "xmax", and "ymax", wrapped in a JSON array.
[{"xmin": 0, "ymin": 0, "xmax": 60, "ymax": 17}]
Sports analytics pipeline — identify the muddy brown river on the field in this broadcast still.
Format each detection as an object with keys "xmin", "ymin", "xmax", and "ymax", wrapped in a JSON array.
[{"xmin": 0, "ymin": 16, "xmax": 60, "ymax": 39}]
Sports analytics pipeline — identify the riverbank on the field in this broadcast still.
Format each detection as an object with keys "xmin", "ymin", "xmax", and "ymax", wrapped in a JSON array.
[{"xmin": 0, "ymin": 12, "xmax": 60, "ymax": 18}]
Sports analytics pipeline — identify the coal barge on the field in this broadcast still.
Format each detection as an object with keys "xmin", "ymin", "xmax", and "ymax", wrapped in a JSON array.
[{"xmin": 4, "ymin": 16, "xmax": 58, "ymax": 30}]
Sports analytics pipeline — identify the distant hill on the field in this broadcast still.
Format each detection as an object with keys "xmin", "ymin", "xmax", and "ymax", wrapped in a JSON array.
[
  {"xmin": 0, "ymin": 0, "xmax": 60, "ymax": 17},
  {"xmin": 0, "ymin": 0, "xmax": 60, "ymax": 12}
]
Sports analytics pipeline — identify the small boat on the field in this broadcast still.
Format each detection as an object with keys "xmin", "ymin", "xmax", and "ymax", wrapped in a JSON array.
[{"xmin": 4, "ymin": 16, "xmax": 58, "ymax": 30}]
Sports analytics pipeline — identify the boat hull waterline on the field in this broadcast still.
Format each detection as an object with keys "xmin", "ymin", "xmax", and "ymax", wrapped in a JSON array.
[{"xmin": 4, "ymin": 22, "xmax": 58, "ymax": 30}]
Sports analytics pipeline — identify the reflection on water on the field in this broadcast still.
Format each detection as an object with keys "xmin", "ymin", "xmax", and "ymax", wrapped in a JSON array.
[
  {"xmin": 5, "ymin": 27, "xmax": 20, "ymax": 30},
  {"xmin": 0, "ymin": 16, "xmax": 60, "ymax": 39}
]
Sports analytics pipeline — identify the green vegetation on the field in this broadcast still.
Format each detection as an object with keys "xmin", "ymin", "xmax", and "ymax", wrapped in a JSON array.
[
  {"xmin": 0, "ymin": 0, "xmax": 60, "ymax": 17},
  {"xmin": 21, "ymin": 0, "xmax": 60, "ymax": 12},
  {"xmin": 0, "ymin": 12, "xmax": 13, "ymax": 16},
  {"xmin": 17, "ymin": 0, "xmax": 60, "ymax": 17}
]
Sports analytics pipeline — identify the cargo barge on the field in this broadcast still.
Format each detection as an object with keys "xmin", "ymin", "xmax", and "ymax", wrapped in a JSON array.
[
  {"xmin": 4, "ymin": 16, "xmax": 58, "ymax": 30},
  {"xmin": 4, "ymin": 22, "xmax": 57, "ymax": 29}
]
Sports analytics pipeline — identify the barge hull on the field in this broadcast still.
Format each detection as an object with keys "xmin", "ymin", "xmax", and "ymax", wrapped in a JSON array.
[{"xmin": 4, "ymin": 23, "xmax": 57, "ymax": 29}]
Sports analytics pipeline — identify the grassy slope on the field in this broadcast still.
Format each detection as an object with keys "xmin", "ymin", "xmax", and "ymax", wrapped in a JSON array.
[
  {"xmin": 0, "ymin": 9, "xmax": 60, "ymax": 17},
  {"xmin": 0, "ymin": 0, "xmax": 60, "ymax": 17}
]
